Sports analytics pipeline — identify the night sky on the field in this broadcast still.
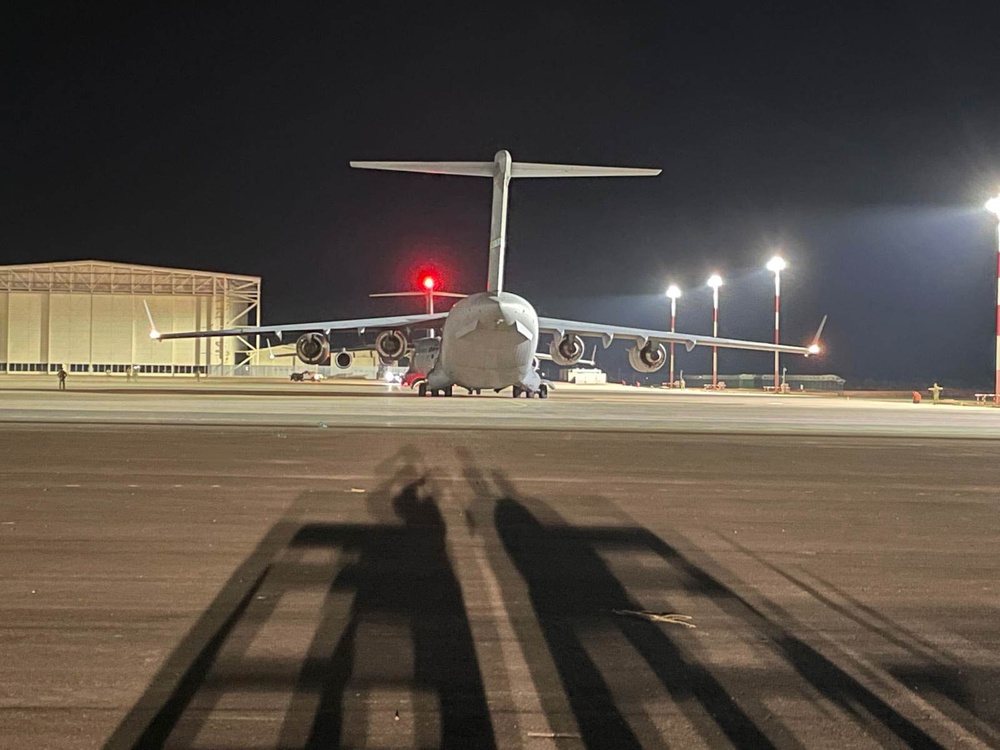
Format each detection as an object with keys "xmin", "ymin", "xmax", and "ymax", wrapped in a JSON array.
[{"xmin": 5, "ymin": 4, "xmax": 1000, "ymax": 386}]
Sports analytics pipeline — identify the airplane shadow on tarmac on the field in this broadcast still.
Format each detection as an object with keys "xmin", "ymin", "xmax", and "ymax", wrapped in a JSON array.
[
  {"xmin": 107, "ymin": 445, "xmax": 961, "ymax": 750},
  {"xmin": 104, "ymin": 447, "xmax": 495, "ymax": 750}
]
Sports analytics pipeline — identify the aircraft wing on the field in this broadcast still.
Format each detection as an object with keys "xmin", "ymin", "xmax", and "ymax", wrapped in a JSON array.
[
  {"xmin": 537, "ymin": 317, "xmax": 819, "ymax": 356},
  {"xmin": 151, "ymin": 312, "xmax": 449, "ymax": 341}
]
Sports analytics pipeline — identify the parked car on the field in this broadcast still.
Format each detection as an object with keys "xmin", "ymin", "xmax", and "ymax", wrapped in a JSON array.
[{"xmin": 402, "ymin": 371, "xmax": 426, "ymax": 388}]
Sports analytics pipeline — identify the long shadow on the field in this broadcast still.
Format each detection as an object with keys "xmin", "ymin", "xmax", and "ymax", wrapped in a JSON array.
[
  {"xmin": 491, "ymin": 483, "xmax": 777, "ymax": 750},
  {"xmin": 723, "ymin": 537, "xmax": 1000, "ymax": 743},
  {"xmin": 105, "ymin": 447, "xmax": 494, "ymax": 749},
  {"xmin": 464, "ymin": 452, "xmax": 948, "ymax": 749}
]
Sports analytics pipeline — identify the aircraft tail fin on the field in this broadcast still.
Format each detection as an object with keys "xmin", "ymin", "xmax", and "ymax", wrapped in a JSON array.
[{"xmin": 351, "ymin": 150, "xmax": 661, "ymax": 293}]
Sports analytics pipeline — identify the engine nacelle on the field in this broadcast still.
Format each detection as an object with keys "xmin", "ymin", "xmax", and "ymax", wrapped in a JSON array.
[
  {"xmin": 374, "ymin": 330, "xmax": 408, "ymax": 363},
  {"xmin": 627, "ymin": 341, "xmax": 668, "ymax": 373},
  {"xmin": 548, "ymin": 334, "xmax": 586, "ymax": 367},
  {"xmin": 333, "ymin": 350, "xmax": 354, "ymax": 370},
  {"xmin": 295, "ymin": 332, "xmax": 330, "ymax": 365}
]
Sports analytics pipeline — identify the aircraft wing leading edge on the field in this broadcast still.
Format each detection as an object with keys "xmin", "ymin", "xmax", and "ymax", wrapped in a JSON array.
[
  {"xmin": 151, "ymin": 313, "xmax": 449, "ymax": 341},
  {"xmin": 537, "ymin": 317, "xmax": 818, "ymax": 356}
]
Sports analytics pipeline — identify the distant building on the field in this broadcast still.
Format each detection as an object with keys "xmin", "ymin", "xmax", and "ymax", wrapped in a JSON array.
[
  {"xmin": 679, "ymin": 373, "xmax": 846, "ymax": 391},
  {"xmin": 0, "ymin": 260, "xmax": 259, "ymax": 376},
  {"xmin": 559, "ymin": 367, "xmax": 607, "ymax": 384}
]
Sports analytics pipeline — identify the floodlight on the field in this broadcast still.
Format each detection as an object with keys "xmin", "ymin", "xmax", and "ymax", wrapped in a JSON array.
[
  {"xmin": 766, "ymin": 256, "xmax": 787, "ymax": 273},
  {"xmin": 666, "ymin": 284, "xmax": 681, "ymax": 299},
  {"xmin": 707, "ymin": 274, "xmax": 723, "ymax": 289},
  {"xmin": 986, "ymin": 196, "xmax": 1000, "ymax": 218}
]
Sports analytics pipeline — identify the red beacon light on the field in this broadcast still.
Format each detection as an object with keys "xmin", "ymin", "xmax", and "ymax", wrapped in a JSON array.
[{"xmin": 422, "ymin": 276, "xmax": 436, "ymax": 291}]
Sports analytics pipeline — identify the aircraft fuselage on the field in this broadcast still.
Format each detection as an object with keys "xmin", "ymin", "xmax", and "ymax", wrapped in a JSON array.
[{"xmin": 426, "ymin": 292, "xmax": 541, "ymax": 392}]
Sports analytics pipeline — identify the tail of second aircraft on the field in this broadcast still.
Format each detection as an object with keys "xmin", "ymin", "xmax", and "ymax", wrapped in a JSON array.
[{"xmin": 351, "ymin": 151, "xmax": 661, "ymax": 294}]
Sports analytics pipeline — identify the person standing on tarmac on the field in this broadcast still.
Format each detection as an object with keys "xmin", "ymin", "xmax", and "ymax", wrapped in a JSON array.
[{"xmin": 57, "ymin": 366, "xmax": 67, "ymax": 391}]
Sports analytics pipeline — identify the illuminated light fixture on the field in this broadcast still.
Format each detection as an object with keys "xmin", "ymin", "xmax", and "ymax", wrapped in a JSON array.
[
  {"xmin": 985, "ymin": 193, "xmax": 1000, "ymax": 406},
  {"xmin": 808, "ymin": 344, "xmax": 821, "ymax": 355},
  {"xmin": 666, "ymin": 284, "xmax": 682, "ymax": 386},
  {"xmin": 707, "ymin": 274, "xmax": 723, "ymax": 388},
  {"xmin": 767, "ymin": 256, "xmax": 787, "ymax": 391},
  {"xmin": 149, "ymin": 330, "xmax": 160, "ymax": 340},
  {"xmin": 422, "ymin": 275, "xmax": 436, "ymax": 291}
]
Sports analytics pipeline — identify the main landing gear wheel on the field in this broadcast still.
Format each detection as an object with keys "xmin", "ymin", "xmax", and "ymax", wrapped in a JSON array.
[
  {"xmin": 512, "ymin": 386, "xmax": 522, "ymax": 398},
  {"xmin": 538, "ymin": 384, "xmax": 548, "ymax": 399},
  {"xmin": 418, "ymin": 382, "xmax": 427, "ymax": 397},
  {"xmin": 444, "ymin": 385, "xmax": 454, "ymax": 397}
]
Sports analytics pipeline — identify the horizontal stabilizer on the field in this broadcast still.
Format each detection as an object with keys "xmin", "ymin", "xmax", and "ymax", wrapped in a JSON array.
[
  {"xmin": 350, "ymin": 161, "xmax": 494, "ymax": 177},
  {"xmin": 511, "ymin": 162, "xmax": 661, "ymax": 178},
  {"xmin": 350, "ymin": 159, "xmax": 661, "ymax": 179}
]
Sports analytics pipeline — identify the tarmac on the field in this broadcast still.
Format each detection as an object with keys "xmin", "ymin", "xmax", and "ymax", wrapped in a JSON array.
[
  {"xmin": 1, "ymin": 378, "xmax": 999, "ymax": 748},
  {"xmin": 2, "ymin": 377, "xmax": 999, "ymax": 437}
]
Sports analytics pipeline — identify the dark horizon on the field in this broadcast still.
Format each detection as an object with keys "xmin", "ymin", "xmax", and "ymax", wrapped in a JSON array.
[{"xmin": 5, "ymin": 4, "xmax": 1000, "ymax": 386}]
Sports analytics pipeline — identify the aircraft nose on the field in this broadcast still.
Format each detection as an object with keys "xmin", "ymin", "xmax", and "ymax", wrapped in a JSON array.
[{"xmin": 496, "ymin": 300, "xmax": 523, "ymax": 326}]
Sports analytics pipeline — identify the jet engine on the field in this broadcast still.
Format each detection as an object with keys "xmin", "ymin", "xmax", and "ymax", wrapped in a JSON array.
[
  {"xmin": 627, "ymin": 341, "xmax": 667, "ymax": 373},
  {"xmin": 295, "ymin": 332, "xmax": 330, "ymax": 365},
  {"xmin": 548, "ymin": 334, "xmax": 586, "ymax": 367},
  {"xmin": 374, "ymin": 330, "xmax": 408, "ymax": 363},
  {"xmin": 333, "ymin": 350, "xmax": 354, "ymax": 370}
]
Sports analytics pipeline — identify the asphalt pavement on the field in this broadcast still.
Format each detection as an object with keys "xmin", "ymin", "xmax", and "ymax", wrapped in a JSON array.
[
  {"xmin": 2, "ymin": 378, "xmax": 999, "ymax": 437},
  {"xmin": 1, "ymin": 412, "xmax": 999, "ymax": 748}
]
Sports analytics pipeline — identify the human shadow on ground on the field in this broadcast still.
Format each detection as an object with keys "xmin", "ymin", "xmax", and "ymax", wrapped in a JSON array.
[
  {"xmin": 105, "ymin": 446, "xmax": 494, "ymax": 750},
  {"xmin": 458, "ymin": 448, "xmax": 949, "ymax": 750}
]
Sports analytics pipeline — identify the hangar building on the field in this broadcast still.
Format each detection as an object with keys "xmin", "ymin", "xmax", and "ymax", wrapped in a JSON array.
[{"xmin": 0, "ymin": 260, "xmax": 260, "ymax": 376}]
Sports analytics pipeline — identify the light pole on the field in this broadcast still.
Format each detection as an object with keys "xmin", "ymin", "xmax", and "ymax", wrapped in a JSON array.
[
  {"xmin": 707, "ymin": 274, "xmax": 723, "ymax": 387},
  {"xmin": 422, "ymin": 275, "xmax": 436, "ymax": 315},
  {"xmin": 766, "ymin": 256, "xmax": 786, "ymax": 392},
  {"xmin": 986, "ymin": 196, "xmax": 1000, "ymax": 405},
  {"xmin": 666, "ymin": 285, "xmax": 681, "ymax": 386}
]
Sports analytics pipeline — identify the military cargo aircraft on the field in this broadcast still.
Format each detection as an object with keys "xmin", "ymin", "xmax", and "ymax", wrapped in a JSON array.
[{"xmin": 151, "ymin": 150, "xmax": 820, "ymax": 397}]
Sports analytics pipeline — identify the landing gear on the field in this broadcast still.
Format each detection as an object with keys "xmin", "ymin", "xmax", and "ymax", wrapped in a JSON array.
[
  {"xmin": 418, "ymin": 382, "xmax": 427, "ymax": 397},
  {"xmin": 444, "ymin": 385, "xmax": 453, "ymax": 397},
  {"xmin": 513, "ymin": 385, "xmax": 546, "ymax": 398}
]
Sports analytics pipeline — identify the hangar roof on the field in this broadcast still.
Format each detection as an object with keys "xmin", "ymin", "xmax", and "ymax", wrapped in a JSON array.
[{"xmin": 0, "ymin": 260, "xmax": 260, "ymax": 296}]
